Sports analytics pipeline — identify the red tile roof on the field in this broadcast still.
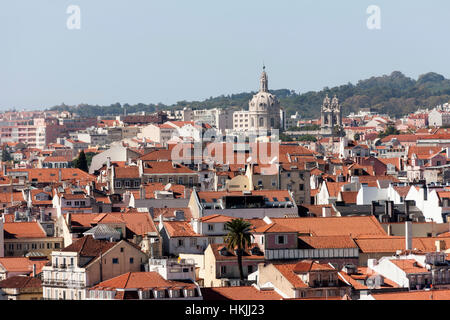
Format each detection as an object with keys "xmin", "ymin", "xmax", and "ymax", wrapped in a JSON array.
[
  {"xmin": 0, "ymin": 276, "xmax": 42, "ymax": 289},
  {"xmin": 3, "ymin": 222, "xmax": 46, "ymax": 239},
  {"xmin": 390, "ymin": 259, "xmax": 428, "ymax": 274},
  {"xmin": 163, "ymin": 221, "xmax": 201, "ymax": 237},
  {"xmin": 371, "ymin": 289, "xmax": 450, "ymax": 300},
  {"xmin": 114, "ymin": 166, "xmax": 140, "ymax": 179},
  {"xmin": 202, "ymin": 286, "xmax": 283, "ymax": 300},
  {"xmin": 0, "ymin": 257, "xmax": 48, "ymax": 274},
  {"xmin": 270, "ymin": 216, "xmax": 387, "ymax": 237},
  {"xmin": 89, "ymin": 272, "xmax": 197, "ymax": 293},
  {"xmin": 61, "ymin": 235, "xmax": 116, "ymax": 257}
]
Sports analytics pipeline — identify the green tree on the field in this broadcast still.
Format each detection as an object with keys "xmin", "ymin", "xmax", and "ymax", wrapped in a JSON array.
[
  {"xmin": 224, "ymin": 219, "xmax": 253, "ymax": 283},
  {"xmin": 1, "ymin": 147, "xmax": 12, "ymax": 162},
  {"xmin": 74, "ymin": 150, "xmax": 88, "ymax": 172},
  {"xmin": 297, "ymin": 134, "xmax": 317, "ymax": 142},
  {"xmin": 378, "ymin": 125, "xmax": 400, "ymax": 139}
]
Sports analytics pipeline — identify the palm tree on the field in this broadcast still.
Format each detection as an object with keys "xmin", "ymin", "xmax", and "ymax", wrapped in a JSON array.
[{"xmin": 224, "ymin": 218, "xmax": 253, "ymax": 284}]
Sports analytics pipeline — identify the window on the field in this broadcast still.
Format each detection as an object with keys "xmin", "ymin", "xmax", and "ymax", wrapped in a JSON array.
[
  {"xmin": 178, "ymin": 177, "xmax": 183, "ymax": 184},
  {"xmin": 273, "ymin": 197, "xmax": 278, "ymax": 202},
  {"xmin": 276, "ymin": 235, "xmax": 286, "ymax": 245},
  {"xmin": 75, "ymin": 201, "xmax": 79, "ymax": 206},
  {"xmin": 248, "ymin": 265, "xmax": 253, "ymax": 274},
  {"xmin": 148, "ymin": 178, "xmax": 153, "ymax": 183},
  {"xmin": 220, "ymin": 265, "xmax": 227, "ymax": 275},
  {"xmin": 120, "ymin": 247, "xmax": 124, "ymax": 252},
  {"xmin": 115, "ymin": 181, "xmax": 121, "ymax": 188},
  {"xmin": 208, "ymin": 224, "xmax": 214, "ymax": 231},
  {"xmin": 178, "ymin": 239, "xmax": 184, "ymax": 247},
  {"xmin": 168, "ymin": 178, "xmax": 174, "ymax": 183},
  {"xmin": 55, "ymin": 243, "xmax": 60, "ymax": 249},
  {"xmin": 129, "ymin": 258, "xmax": 134, "ymax": 264},
  {"xmin": 134, "ymin": 180, "xmax": 140, "ymax": 188},
  {"xmin": 299, "ymin": 184, "xmax": 304, "ymax": 191},
  {"xmin": 66, "ymin": 201, "xmax": 72, "ymax": 205},
  {"xmin": 125, "ymin": 180, "xmax": 130, "ymax": 187},
  {"xmin": 112, "ymin": 258, "xmax": 119, "ymax": 264},
  {"xmin": 159, "ymin": 178, "xmax": 164, "ymax": 183}
]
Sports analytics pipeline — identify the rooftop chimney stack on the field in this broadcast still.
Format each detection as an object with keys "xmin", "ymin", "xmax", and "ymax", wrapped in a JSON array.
[
  {"xmin": 405, "ymin": 221, "xmax": 412, "ymax": 251},
  {"xmin": 371, "ymin": 201, "xmax": 376, "ymax": 216}
]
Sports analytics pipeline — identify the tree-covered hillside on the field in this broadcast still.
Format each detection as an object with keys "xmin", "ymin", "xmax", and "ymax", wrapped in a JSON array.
[{"xmin": 48, "ymin": 71, "xmax": 450, "ymax": 119}]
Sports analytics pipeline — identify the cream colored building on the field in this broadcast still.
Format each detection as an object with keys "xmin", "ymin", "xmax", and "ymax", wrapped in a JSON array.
[{"xmin": 42, "ymin": 236, "xmax": 148, "ymax": 300}]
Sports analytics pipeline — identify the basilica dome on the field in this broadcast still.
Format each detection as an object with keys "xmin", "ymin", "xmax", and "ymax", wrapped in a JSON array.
[{"xmin": 249, "ymin": 67, "xmax": 280, "ymax": 112}]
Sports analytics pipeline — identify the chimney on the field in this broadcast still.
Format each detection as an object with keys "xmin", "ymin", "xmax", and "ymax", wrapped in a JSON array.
[
  {"xmin": 436, "ymin": 240, "xmax": 445, "ymax": 252},
  {"xmin": 149, "ymin": 207, "xmax": 154, "ymax": 220},
  {"xmin": 58, "ymin": 168, "xmax": 62, "ymax": 183},
  {"xmin": 405, "ymin": 200, "xmax": 410, "ymax": 217},
  {"xmin": 174, "ymin": 210, "xmax": 185, "ymax": 221},
  {"xmin": 371, "ymin": 201, "xmax": 376, "ymax": 215},
  {"xmin": 405, "ymin": 221, "xmax": 412, "ymax": 251},
  {"xmin": 384, "ymin": 201, "xmax": 390, "ymax": 218},
  {"xmin": 32, "ymin": 264, "xmax": 36, "ymax": 277},
  {"xmin": 387, "ymin": 224, "xmax": 392, "ymax": 236},
  {"xmin": 423, "ymin": 184, "xmax": 428, "ymax": 201},
  {"xmin": 322, "ymin": 207, "xmax": 331, "ymax": 217},
  {"xmin": 106, "ymin": 157, "xmax": 111, "ymax": 170},
  {"xmin": 139, "ymin": 185, "xmax": 145, "ymax": 200}
]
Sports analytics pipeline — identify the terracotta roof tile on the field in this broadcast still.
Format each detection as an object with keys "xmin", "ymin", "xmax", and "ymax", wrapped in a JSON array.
[{"xmin": 3, "ymin": 222, "xmax": 46, "ymax": 239}]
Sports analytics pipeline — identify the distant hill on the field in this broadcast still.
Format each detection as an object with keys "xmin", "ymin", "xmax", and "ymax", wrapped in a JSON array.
[{"xmin": 48, "ymin": 71, "xmax": 450, "ymax": 119}]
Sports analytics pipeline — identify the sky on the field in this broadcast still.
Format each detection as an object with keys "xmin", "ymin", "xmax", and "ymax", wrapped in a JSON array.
[{"xmin": 0, "ymin": 0, "xmax": 449, "ymax": 110}]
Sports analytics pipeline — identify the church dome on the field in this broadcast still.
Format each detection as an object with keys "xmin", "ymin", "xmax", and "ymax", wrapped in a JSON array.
[{"xmin": 249, "ymin": 67, "xmax": 280, "ymax": 112}]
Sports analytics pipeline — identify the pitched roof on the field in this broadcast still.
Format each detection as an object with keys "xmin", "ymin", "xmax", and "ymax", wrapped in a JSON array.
[
  {"xmin": 202, "ymin": 286, "xmax": 283, "ymax": 300},
  {"xmin": 270, "ymin": 216, "xmax": 387, "ymax": 237},
  {"xmin": 390, "ymin": 259, "xmax": 428, "ymax": 274},
  {"xmin": 338, "ymin": 191, "xmax": 358, "ymax": 204},
  {"xmin": 0, "ymin": 257, "xmax": 48, "ymax": 274},
  {"xmin": 114, "ymin": 166, "xmax": 140, "ymax": 179},
  {"xmin": 371, "ymin": 289, "xmax": 450, "ymax": 300},
  {"xmin": 298, "ymin": 235, "xmax": 358, "ymax": 249},
  {"xmin": 163, "ymin": 221, "xmax": 201, "ymax": 237},
  {"xmin": 143, "ymin": 161, "xmax": 195, "ymax": 174},
  {"xmin": 0, "ymin": 276, "xmax": 42, "ymax": 289},
  {"xmin": 199, "ymin": 214, "xmax": 235, "ymax": 223},
  {"xmin": 272, "ymin": 263, "xmax": 308, "ymax": 289},
  {"xmin": 89, "ymin": 272, "xmax": 197, "ymax": 292},
  {"xmin": 210, "ymin": 243, "xmax": 265, "ymax": 262},
  {"xmin": 197, "ymin": 190, "xmax": 293, "ymax": 203},
  {"xmin": 354, "ymin": 236, "xmax": 450, "ymax": 253},
  {"xmin": 3, "ymin": 222, "xmax": 46, "ymax": 239},
  {"xmin": 252, "ymin": 222, "xmax": 297, "ymax": 234},
  {"xmin": 61, "ymin": 235, "xmax": 116, "ymax": 257},
  {"xmin": 68, "ymin": 213, "xmax": 157, "ymax": 236}
]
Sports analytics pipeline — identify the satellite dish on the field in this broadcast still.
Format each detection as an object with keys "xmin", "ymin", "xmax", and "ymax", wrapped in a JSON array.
[
  {"xmin": 164, "ymin": 183, "xmax": 172, "ymax": 191},
  {"xmin": 270, "ymin": 156, "xmax": 278, "ymax": 164}
]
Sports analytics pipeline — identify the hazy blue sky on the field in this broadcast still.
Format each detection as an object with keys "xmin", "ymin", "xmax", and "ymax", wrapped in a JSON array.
[{"xmin": 0, "ymin": 0, "xmax": 449, "ymax": 109}]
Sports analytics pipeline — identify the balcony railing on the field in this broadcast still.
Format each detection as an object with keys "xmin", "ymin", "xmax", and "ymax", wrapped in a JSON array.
[
  {"xmin": 311, "ymin": 280, "xmax": 338, "ymax": 288},
  {"xmin": 43, "ymin": 279, "xmax": 85, "ymax": 288}
]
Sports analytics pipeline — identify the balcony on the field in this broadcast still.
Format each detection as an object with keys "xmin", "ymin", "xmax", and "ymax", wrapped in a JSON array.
[
  {"xmin": 43, "ymin": 279, "xmax": 85, "ymax": 288},
  {"xmin": 311, "ymin": 280, "xmax": 338, "ymax": 288}
]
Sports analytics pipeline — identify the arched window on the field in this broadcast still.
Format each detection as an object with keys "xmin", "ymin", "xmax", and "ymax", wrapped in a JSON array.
[
  {"xmin": 270, "ymin": 118, "xmax": 275, "ymax": 127},
  {"xmin": 259, "ymin": 117, "xmax": 264, "ymax": 127}
]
